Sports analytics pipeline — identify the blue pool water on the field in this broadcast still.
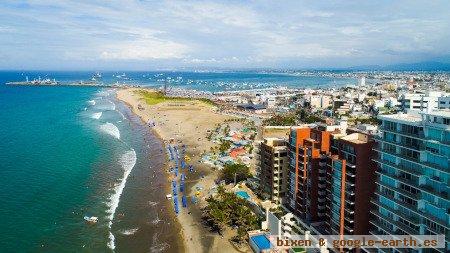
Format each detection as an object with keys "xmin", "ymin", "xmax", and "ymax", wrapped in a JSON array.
[
  {"xmin": 236, "ymin": 190, "xmax": 251, "ymax": 200},
  {"xmin": 250, "ymin": 234, "xmax": 271, "ymax": 251}
]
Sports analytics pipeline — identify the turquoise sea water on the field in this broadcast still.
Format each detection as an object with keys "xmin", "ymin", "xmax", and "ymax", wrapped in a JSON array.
[
  {"xmin": 0, "ymin": 70, "xmax": 355, "ymax": 252},
  {"xmin": 6, "ymin": 70, "xmax": 356, "ymax": 92},
  {"xmin": 0, "ymin": 72, "xmax": 181, "ymax": 252}
]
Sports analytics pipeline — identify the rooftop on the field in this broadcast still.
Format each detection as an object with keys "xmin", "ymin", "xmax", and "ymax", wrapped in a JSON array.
[
  {"xmin": 378, "ymin": 112, "xmax": 422, "ymax": 124},
  {"xmin": 341, "ymin": 132, "xmax": 369, "ymax": 144},
  {"xmin": 421, "ymin": 109, "xmax": 450, "ymax": 118}
]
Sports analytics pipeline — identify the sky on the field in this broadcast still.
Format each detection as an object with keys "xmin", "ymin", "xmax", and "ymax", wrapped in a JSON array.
[{"xmin": 0, "ymin": 0, "xmax": 450, "ymax": 70}]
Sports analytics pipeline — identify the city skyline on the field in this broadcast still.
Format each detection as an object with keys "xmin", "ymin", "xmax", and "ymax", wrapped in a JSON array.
[{"xmin": 1, "ymin": 0, "xmax": 450, "ymax": 70}]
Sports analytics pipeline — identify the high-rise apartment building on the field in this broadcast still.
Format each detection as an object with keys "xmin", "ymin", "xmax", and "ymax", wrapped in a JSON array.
[
  {"xmin": 371, "ymin": 110, "xmax": 449, "ymax": 253},
  {"xmin": 325, "ymin": 132, "xmax": 376, "ymax": 236},
  {"xmin": 257, "ymin": 137, "xmax": 289, "ymax": 205},
  {"xmin": 286, "ymin": 123, "xmax": 349, "ymax": 226}
]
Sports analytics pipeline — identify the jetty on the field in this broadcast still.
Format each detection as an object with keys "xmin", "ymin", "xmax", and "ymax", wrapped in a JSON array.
[{"xmin": 5, "ymin": 81, "xmax": 140, "ymax": 88}]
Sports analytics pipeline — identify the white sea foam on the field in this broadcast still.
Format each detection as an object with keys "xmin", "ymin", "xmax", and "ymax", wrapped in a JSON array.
[
  {"xmin": 97, "ymin": 90, "xmax": 111, "ymax": 97},
  {"xmin": 91, "ymin": 112, "xmax": 102, "ymax": 120},
  {"xmin": 100, "ymin": 123, "xmax": 120, "ymax": 140},
  {"xmin": 117, "ymin": 110, "xmax": 125, "ymax": 120},
  {"xmin": 87, "ymin": 100, "xmax": 96, "ymax": 106},
  {"xmin": 108, "ymin": 100, "xmax": 116, "ymax": 111},
  {"xmin": 121, "ymin": 227, "xmax": 139, "ymax": 235},
  {"xmin": 107, "ymin": 149, "xmax": 137, "ymax": 250}
]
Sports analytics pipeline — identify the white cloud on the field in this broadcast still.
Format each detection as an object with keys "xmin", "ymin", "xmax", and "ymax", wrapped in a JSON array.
[
  {"xmin": 0, "ymin": 0, "xmax": 449, "ymax": 69},
  {"xmin": 99, "ymin": 39, "xmax": 189, "ymax": 60}
]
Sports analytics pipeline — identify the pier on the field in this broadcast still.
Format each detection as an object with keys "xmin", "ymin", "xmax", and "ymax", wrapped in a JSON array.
[{"xmin": 5, "ymin": 81, "xmax": 141, "ymax": 89}]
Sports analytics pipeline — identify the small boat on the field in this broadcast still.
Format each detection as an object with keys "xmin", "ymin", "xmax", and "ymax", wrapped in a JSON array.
[
  {"xmin": 166, "ymin": 194, "xmax": 172, "ymax": 200},
  {"xmin": 84, "ymin": 216, "xmax": 98, "ymax": 223}
]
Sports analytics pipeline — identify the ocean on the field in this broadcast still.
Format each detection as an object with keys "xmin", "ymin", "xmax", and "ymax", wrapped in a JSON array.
[{"xmin": 0, "ymin": 71, "xmax": 355, "ymax": 252}]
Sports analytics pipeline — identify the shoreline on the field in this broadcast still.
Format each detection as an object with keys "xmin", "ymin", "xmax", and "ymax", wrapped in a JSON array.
[{"xmin": 116, "ymin": 88, "xmax": 240, "ymax": 253}]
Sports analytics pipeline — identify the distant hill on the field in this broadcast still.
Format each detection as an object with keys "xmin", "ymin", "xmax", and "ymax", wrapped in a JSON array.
[{"xmin": 348, "ymin": 61, "xmax": 450, "ymax": 71}]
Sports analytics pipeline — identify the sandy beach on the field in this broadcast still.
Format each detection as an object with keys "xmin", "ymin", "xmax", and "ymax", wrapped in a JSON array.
[{"xmin": 117, "ymin": 88, "xmax": 244, "ymax": 253}]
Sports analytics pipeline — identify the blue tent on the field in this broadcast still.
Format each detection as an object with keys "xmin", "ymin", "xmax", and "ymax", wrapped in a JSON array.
[
  {"xmin": 180, "ymin": 181, "xmax": 184, "ymax": 192},
  {"xmin": 174, "ymin": 197, "xmax": 179, "ymax": 214},
  {"xmin": 182, "ymin": 195, "xmax": 187, "ymax": 208}
]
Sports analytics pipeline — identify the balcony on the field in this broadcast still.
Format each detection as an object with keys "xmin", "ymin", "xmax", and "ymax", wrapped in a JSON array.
[
  {"xmin": 345, "ymin": 208, "xmax": 355, "ymax": 217},
  {"xmin": 374, "ymin": 158, "xmax": 422, "ymax": 177},
  {"xmin": 372, "ymin": 196, "xmax": 421, "ymax": 225},
  {"xmin": 377, "ymin": 135, "xmax": 424, "ymax": 151},
  {"xmin": 420, "ymin": 184, "xmax": 448, "ymax": 200},
  {"xmin": 381, "ymin": 126, "xmax": 424, "ymax": 139},
  {"xmin": 376, "ymin": 178, "xmax": 421, "ymax": 201},
  {"xmin": 372, "ymin": 195, "xmax": 448, "ymax": 231},
  {"xmin": 375, "ymin": 170, "xmax": 419, "ymax": 190}
]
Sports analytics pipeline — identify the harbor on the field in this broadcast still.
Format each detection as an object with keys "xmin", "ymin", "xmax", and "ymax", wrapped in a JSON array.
[{"xmin": 6, "ymin": 80, "xmax": 140, "ymax": 88}]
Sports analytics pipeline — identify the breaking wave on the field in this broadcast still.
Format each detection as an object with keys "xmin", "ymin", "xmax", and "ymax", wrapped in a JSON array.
[
  {"xmin": 106, "ymin": 149, "xmax": 137, "ymax": 250},
  {"xmin": 91, "ymin": 112, "xmax": 102, "ymax": 120},
  {"xmin": 99, "ymin": 123, "xmax": 120, "ymax": 140}
]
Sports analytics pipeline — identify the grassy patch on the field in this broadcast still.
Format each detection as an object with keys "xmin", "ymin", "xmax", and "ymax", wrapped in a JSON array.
[
  {"xmin": 135, "ymin": 90, "xmax": 190, "ymax": 105},
  {"xmin": 135, "ymin": 90, "xmax": 216, "ymax": 106}
]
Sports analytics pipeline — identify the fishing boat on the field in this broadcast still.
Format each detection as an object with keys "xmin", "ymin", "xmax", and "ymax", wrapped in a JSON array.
[{"xmin": 83, "ymin": 216, "xmax": 98, "ymax": 223}]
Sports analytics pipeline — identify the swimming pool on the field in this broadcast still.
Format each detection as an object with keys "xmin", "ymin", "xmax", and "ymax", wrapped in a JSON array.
[
  {"xmin": 235, "ymin": 190, "xmax": 250, "ymax": 200},
  {"xmin": 249, "ymin": 234, "xmax": 271, "ymax": 252}
]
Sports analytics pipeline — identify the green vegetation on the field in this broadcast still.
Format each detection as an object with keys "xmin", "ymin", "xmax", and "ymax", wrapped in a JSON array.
[
  {"xmin": 198, "ymin": 98, "xmax": 217, "ymax": 106},
  {"xmin": 263, "ymin": 113, "xmax": 296, "ymax": 126},
  {"xmin": 203, "ymin": 186, "xmax": 259, "ymax": 242},
  {"xmin": 218, "ymin": 139, "xmax": 232, "ymax": 153},
  {"xmin": 135, "ymin": 90, "xmax": 189, "ymax": 105},
  {"xmin": 297, "ymin": 108, "xmax": 324, "ymax": 124},
  {"xmin": 221, "ymin": 163, "xmax": 250, "ymax": 184},
  {"xmin": 263, "ymin": 109, "xmax": 324, "ymax": 126},
  {"xmin": 354, "ymin": 116, "xmax": 380, "ymax": 125},
  {"xmin": 223, "ymin": 124, "xmax": 230, "ymax": 136},
  {"xmin": 135, "ymin": 90, "xmax": 215, "ymax": 106}
]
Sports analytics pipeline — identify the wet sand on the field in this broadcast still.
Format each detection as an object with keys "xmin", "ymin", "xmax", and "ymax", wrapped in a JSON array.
[
  {"xmin": 117, "ymin": 88, "xmax": 241, "ymax": 253},
  {"xmin": 112, "ymin": 99, "xmax": 185, "ymax": 253}
]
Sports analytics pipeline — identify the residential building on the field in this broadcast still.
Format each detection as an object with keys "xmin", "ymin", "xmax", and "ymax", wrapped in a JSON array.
[
  {"xmin": 398, "ymin": 91, "xmax": 447, "ymax": 112},
  {"xmin": 258, "ymin": 138, "xmax": 289, "ymax": 205},
  {"xmin": 371, "ymin": 110, "xmax": 450, "ymax": 253},
  {"xmin": 286, "ymin": 123, "xmax": 349, "ymax": 226},
  {"xmin": 306, "ymin": 94, "xmax": 332, "ymax": 109},
  {"xmin": 438, "ymin": 96, "xmax": 450, "ymax": 109},
  {"xmin": 325, "ymin": 132, "xmax": 377, "ymax": 236}
]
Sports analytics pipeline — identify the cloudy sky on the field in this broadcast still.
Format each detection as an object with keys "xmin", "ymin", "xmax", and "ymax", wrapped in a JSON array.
[{"xmin": 1, "ymin": 0, "xmax": 449, "ymax": 70}]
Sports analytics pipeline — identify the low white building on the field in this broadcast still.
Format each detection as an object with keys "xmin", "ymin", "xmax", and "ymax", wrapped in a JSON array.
[
  {"xmin": 438, "ymin": 96, "xmax": 450, "ymax": 109},
  {"xmin": 398, "ymin": 91, "xmax": 448, "ymax": 112}
]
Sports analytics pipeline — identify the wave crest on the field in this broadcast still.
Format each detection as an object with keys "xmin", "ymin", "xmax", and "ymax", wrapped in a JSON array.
[
  {"xmin": 100, "ymin": 123, "xmax": 120, "ymax": 140},
  {"xmin": 107, "ymin": 149, "xmax": 137, "ymax": 250},
  {"xmin": 91, "ymin": 112, "xmax": 102, "ymax": 120}
]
